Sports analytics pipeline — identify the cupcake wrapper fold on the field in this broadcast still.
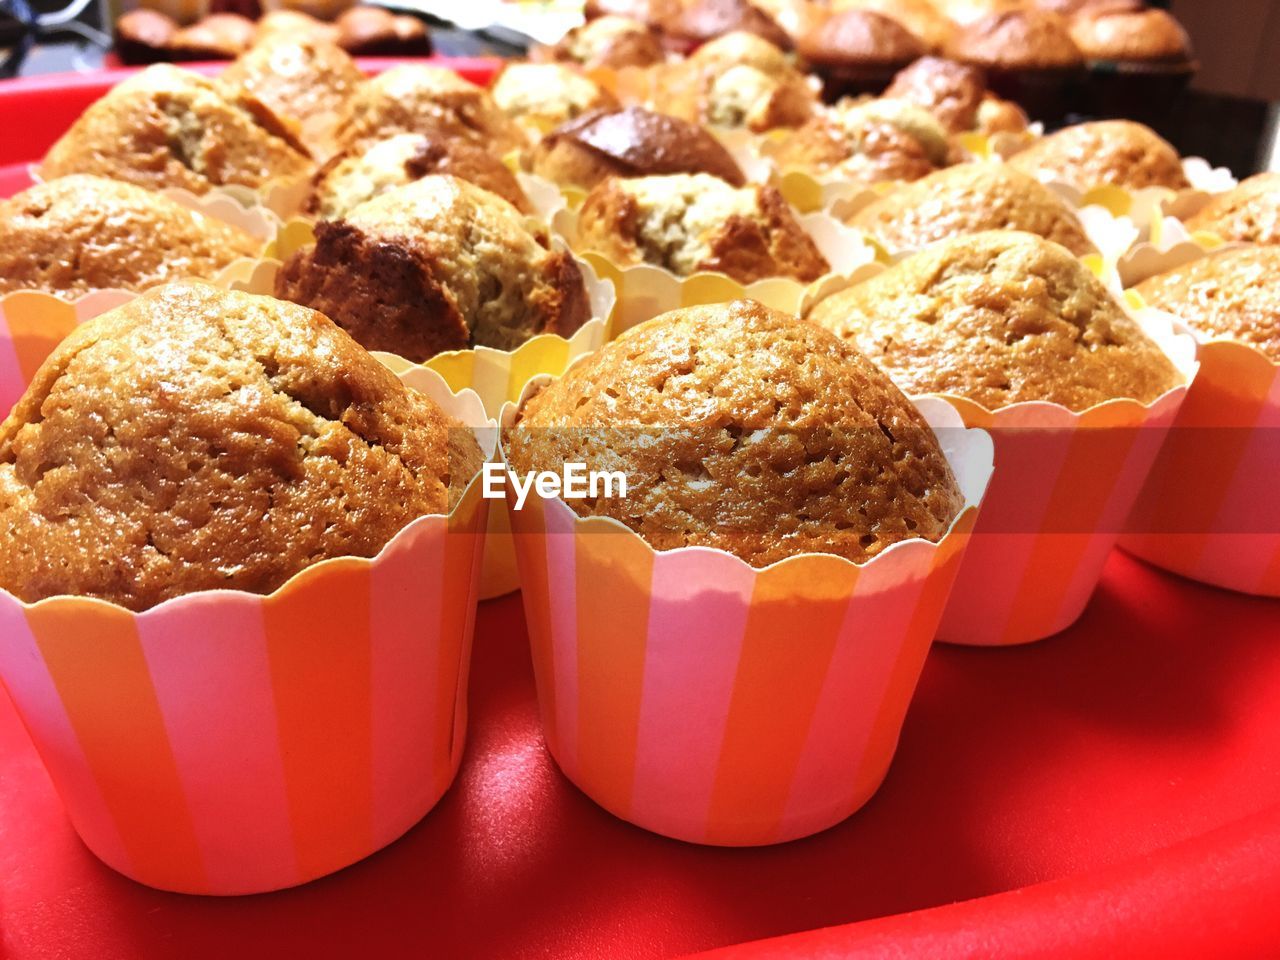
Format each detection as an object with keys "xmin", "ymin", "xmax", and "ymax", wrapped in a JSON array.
[
  {"xmin": 1122, "ymin": 337, "xmax": 1280, "ymax": 597},
  {"xmin": 502, "ymin": 392, "xmax": 994, "ymax": 845},
  {"xmin": 0, "ymin": 372, "xmax": 493, "ymax": 894}
]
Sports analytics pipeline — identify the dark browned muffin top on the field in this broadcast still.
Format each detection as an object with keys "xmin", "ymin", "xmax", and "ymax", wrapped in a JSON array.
[
  {"xmin": 798, "ymin": 10, "xmax": 927, "ymax": 68},
  {"xmin": 542, "ymin": 107, "xmax": 746, "ymax": 186},
  {"xmin": 0, "ymin": 282, "xmax": 482, "ymax": 611},
  {"xmin": 883, "ymin": 56, "xmax": 986, "ymax": 133},
  {"xmin": 506, "ymin": 299, "xmax": 964, "ymax": 566},
  {"xmin": 947, "ymin": 9, "xmax": 1084, "ymax": 69},
  {"xmin": 668, "ymin": 0, "xmax": 792, "ymax": 49},
  {"xmin": 1067, "ymin": 8, "xmax": 1193, "ymax": 63}
]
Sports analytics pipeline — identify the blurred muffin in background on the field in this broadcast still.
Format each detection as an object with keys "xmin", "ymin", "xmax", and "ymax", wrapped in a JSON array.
[
  {"xmin": 830, "ymin": 0, "xmax": 954, "ymax": 52},
  {"xmin": 797, "ymin": 9, "xmax": 927, "ymax": 98},
  {"xmin": 169, "ymin": 13, "xmax": 256, "ymax": 60},
  {"xmin": 883, "ymin": 56, "xmax": 1029, "ymax": 136},
  {"xmin": 538, "ymin": 15, "xmax": 666, "ymax": 69},
  {"xmin": 334, "ymin": 6, "xmax": 432, "ymax": 56},
  {"xmin": 665, "ymin": 0, "xmax": 792, "ymax": 53},
  {"xmin": 529, "ymin": 107, "xmax": 746, "ymax": 191}
]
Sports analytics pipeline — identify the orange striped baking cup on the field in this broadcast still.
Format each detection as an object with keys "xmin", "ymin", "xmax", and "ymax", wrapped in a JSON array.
[
  {"xmin": 502, "ymin": 395, "xmax": 994, "ymax": 845},
  {"xmin": 0, "ymin": 372, "xmax": 493, "ymax": 894},
  {"xmin": 1122, "ymin": 336, "xmax": 1280, "ymax": 596},
  {"xmin": 934, "ymin": 310, "xmax": 1198, "ymax": 646}
]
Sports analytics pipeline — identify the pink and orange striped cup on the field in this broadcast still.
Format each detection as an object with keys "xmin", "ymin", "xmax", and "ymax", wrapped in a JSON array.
[
  {"xmin": 503, "ymin": 394, "xmax": 994, "ymax": 846},
  {"xmin": 1122, "ymin": 336, "xmax": 1280, "ymax": 596},
  {"xmin": 934, "ymin": 310, "xmax": 1198, "ymax": 646},
  {"xmin": 0, "ymin": 371, "xmax": 493, "ymax": 895}
]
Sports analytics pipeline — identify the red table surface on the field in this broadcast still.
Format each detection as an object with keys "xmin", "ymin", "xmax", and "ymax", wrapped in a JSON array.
[{"xmin": 2, "ymin": 65, "xmax": 1280, "ymax": 959}]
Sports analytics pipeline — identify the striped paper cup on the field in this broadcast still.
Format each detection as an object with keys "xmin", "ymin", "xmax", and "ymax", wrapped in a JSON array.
[
  {"xmin": 503, "ymin": 395, "xmax": 994, "ymax": 845},
  {"xmin": 1121, "ymin": 336, "xmax": 1280, "ymax": 596},
  {"xmin": 934, "ymin": 310, "xmax": 1198, "ymax": 646},
  {"xmin": 0, "ymin": 371, "xmax": 493, "ymax": 895}
]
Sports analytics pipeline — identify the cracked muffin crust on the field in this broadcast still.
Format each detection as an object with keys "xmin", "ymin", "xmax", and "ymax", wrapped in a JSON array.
[
  {"xmin": 0, "ymin": 175, "xmax": 261, "ymax": 296},
  {"xmin": 575, "ymin": 173, "xmax": 828, "ymax": 283},
  {"xmin": 0, "ymin": 282, "xmax": 482, "ymax": 611},
  {"xmin": 1184, "ymin": 173, "xmax": 1280, "ymax": 246},
  {"xmin": 883, "ymin": 56, "xmax": 1029, "ymax": 135},
  {"xmin": 807, "ymin": 230, "xmax": 1182, "ymax": 411},
  {"xmin": 491, "ymin": 62, "xmax": 619, "ymax": 134},
  {"xmin": 846, "ymin": 163, "xmax": 1095, "ymax": 255},
  {"xmin": 41, "ymin": 64, "xmax": 313, "ymax": 195},
  {"xmin": 332, "ymin": 64, "xmax": 528, "ymax": 156},
  {"xmin": 529, "ymin": 107, "xmax": 746, "ymax": 190},
  {"xmin": 277, "ymin": 175, "xmax": 591, "ymax": 361},
  {"xmin": 1135, "ymin": 247, "xmax": 1280, "ymax": 362},
  {"xmin": 1008, "ymin": 119, "xmax": 1189, "ymax": 192},
  {"xmin": 505, "ymin": 299, "xmax": 963, "ymax": 565},
  {"xmin": 307, "ymin": 132, "xmax": 532, "ymax": 218}
]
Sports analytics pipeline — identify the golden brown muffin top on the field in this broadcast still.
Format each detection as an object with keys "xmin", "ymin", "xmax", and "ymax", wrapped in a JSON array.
[
  {"xmin": 1068, "ymin": 8, "xmax": 1192, "ymax": 62},
  {"xmin": 1136, "ymin": 247, "xmax": 1280, "ymax": 362},
  {"xmin": 831, "ymin": 0, "xmax": 954, "ymax": 52},
  {"xmin": 883, "ymin": 56, "xmax": 986, "ymax": 133},
  {"xmin": 576, "ymin": 173, "xmax": 829, "ymax": 283},
  {"xmin": 332, "ymin": 64, "xmax": 528, "ymax": 156},
  {"xmin": 1185, "ymin": 173, "xmax": 1280, "ymax": 246},
  {"xmin": 935, "ymin": 0, "xmax": 1025, "ymax": 25},
  {"xmin": 798, "ymin": 9, "xmax": 926, "ymax": 68},
  {"xmin": 668, "ymin": 0, "xmax": 792, "ymax": 48},
  {"xmin": 169, "ymin": 12, "xmax": 255, "ymax": 58},
  {"xmin": 506, "ymin": 299, "xmax": 963, "ymax": 566},
  {"xmin": 534, "ymin": 107, "xmax": 746, "ymax": 186},
  {"xmin": 0, "ymin": 282, "xmax": 482, "ymax": 611},
  {"xmin": 545, "ymin": 15, "xmax": 665, "ymax": 68},
  {"xmin": 848, "ymin": 163, "xmax": 1095, "ymax": 255},
  {"xmin": 0, "ymin": 175, "xmax": 262, "ymax": 296},
  {"xmin": 218, "ymin": 38, "xmax": 365, "ymax": 153},
  {"xmin": 686, "ymin": 28, "xmax": 794, "ymax": 75},
  {"xmin": 1035, "ymin": 0, "xmax": 1142, "ymax": 14},
  {"xmin": 1008, "ymin": 119, "xmax": 1189, "ymax": 192},
  {"xmin": 808, "ymin": 230, "xmax": 1182, "ymax": 410},
  {"xmin": 947, "ymin": 9, "xmax": 1084, "ymax": 69},
  {"xmin": 253, "ymin": 9, "xmax": 339, "ymax": 46},
  {"xmin": 41, "ymin": 64, "xmax": 313, "ymax": 195},
  {"xmin": 308, "ymin": 132, "xmax": 532, "ymax": 218}
]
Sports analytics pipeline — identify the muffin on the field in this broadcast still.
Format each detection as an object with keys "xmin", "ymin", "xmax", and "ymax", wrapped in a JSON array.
[
  {"xmin": 490, "ymin": 63, "xmax": 619, "ymax": 134},
  {"xmin": 936, "ymin": 0, "xmax": 1026, "ymax": 25},
  {"xmin": 1008, "ymin": 120, "xmax": 1189, "ymax": 193},
  {"xmin": 1135, "ymin": 247, "xmax": 1280, "ymax": 361},
  {"xmin": 766, "ymin": 97, "xmax": 952, "ymax": 185},
  {"xmin": 657, "ymin": 31, "xmax": 818, "ymax": 132},
  {"xmin": 797, "ymin": 10, "xmax": 928, "ymax": 99},
  {"xmin": 539, "ymin": 15, "xmax": 666, "ymax": 69},
  {"xmin": 749, "ymin": 0, "xmax": 829, "ymax": 47},
  {"xmin": 830, "ymin": 0, "xmax": 955, "ymax": 52},
  {"xmin": 0, "ymin": 175, "xmax": 261, "ymax": 296},
  {"xmin": 1184, "ymin": 173, "xmax": 1280, "ymax": 246},
  {"xmin": 253, "ymin": 9, "xmax": 340, "ymax": 46},
  {"xmin": 308, "ymin": 132, "xmax": 532, "ymax": 218},
  {"xmin": 331, "ymin": 65, "xmax": 527, "ymax": 156},
  {"xmin": 276, "ymin": 176, "xmax": 591, "ymax": 360},
  {"xmin": 883, "ymin": 56, "xmax": 1029, "ymax": 136},
  {"xmin": 808, "ymin": 230, "xmax": 1182, "ymax": 410},
  {"xmin": 0, "ymin": 281, "xmax": 482, "ymax": 611},
  {"xmin": 40, "ymin": 64, "xmax": 313, "ymax": 195},
  {"xmin": 665, "ymin": 0, "xmax": 793, "ymax": 52},
  {"xmin": 846, "ymin": 163, "xmax": 1094, "ymax": 255},
  {"xmin": 576, "ymin": 174, "xmax": 828, "ymax": 283},
  {"xmin": 334, "ymin": 6, "xmax": 432, "ymax": 56},
  {"xmin": 169, "ymin": 13, "xmax": 256, "ymax": 60},
  {"xmin": 505, "ymin": 299, "xmax": 963, "ymax": 564},
  {"xmin": 114, "ymin": 8, "xmax": 178, "ymax": 65},
  {"xmin": 528, "ymin": 107, "xmax": 746, "ymax": 191},
  {"xmin": 1069, "ymin": 7, "xmax": 1196, "ymax": 124},
  {"xmin": 584, "ymin": 0, "xmax": 684, "ymax": 26},
  {"xmin": 218, "ymin": 38, "xmax": 366, "ymax": 158}
]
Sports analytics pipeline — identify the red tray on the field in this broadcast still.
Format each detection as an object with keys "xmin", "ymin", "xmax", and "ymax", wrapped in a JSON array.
[{"xmin": 2, "ymin": 67, "xmax": 1280, "ymax": 960}]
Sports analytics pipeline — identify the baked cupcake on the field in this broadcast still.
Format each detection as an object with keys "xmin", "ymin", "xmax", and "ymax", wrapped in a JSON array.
[
  {"xmin": 491, "ymin": 63, "xmax": 619, "ymax": 135},
  {"xmin": 253, "ymin": 9, "xmax": 340, "ymax": 46},
  {"xmin": 0, "ymin": 175, "xmax": 261, "ymax": 296},
  {"xmin": 528, "ymin": 107, "xmax": 746, "ymax": 191},
  {"xmin": 829, "ymin": 0, "xmax": 955, "ymax": 52},
  {"xmin": 797, "ymin": 10, "xmax": 927, "ymax": 99},
  {"xmin": 332, "ymin": 65, "xmax": 527, "ymax": 156},
  {"xmin": 1008, "ymin": 119, "xmax": 1189, "ymax": 193},
  {"xmin": 1070, "ymin": 7, "xmax": 1196, "ymax": 124},
  {"xmin": 945, "ymin": 9, "xmax": 1084, "ymax": 122},
  {"xmin": 0, "ymin": 281, "xmax": 482, "ymax": 611},
  {"xmin": 808, "ymin": 230, "xmax": 1182, "ymax": 410},
  {"xmin": 277, "ymin": 175, "xmax": 591, "ymax": 360},
  {"xmin": 576, "ymin": 173, "xmax": 828, "ymax": 283},
  {"xmin": 1184, "ymin": 173, "xmax": 1280, "ymax": 246},
  {"xmin": 657, "ymin": 31, "xmax": 818, "ymax": 132},
  {"xmin": 766, "ymin": 97, "xmax": 953, "ymax": 185},
  {"xmin": 846, "ymin": 163, "xmax": 1094, "ymax": 255},
  {"xmin": 935, "ymin": 0, "xmax": 1026, "ymax": 25},
  {"xmin": 218, "ymin": 38, "xmax": 366, "ymax": 158},
  {"xmin": 169, "ymin": 13, "xmax": 256, "ymax": 60},
  {"xmin": 1135, "ymin": 247, "xmax": 1280, "ymax": 361},
  {"xmin": 308, "ymin": 132, "xmax": 532, "ymax": 218},
  {"xmin": 506, "ymin": 299, "xmax": 963, "ymax": 563},
  {"xmin": 41, "ymin": 64, "xmax": 313, "ymax": 195},
  {"xmin": 114, "ymin": 8, "xmax": 178, "ymax": 65},
  {"xmin": 538, "ymin": 15, "xmax": 666, "ymax": 69},
  {"xmin": 665, "ymin": 0, "xmax": 792, "ymax": 53},
  {"xmin": 334, "ymin": 6, "xmax": 432, "ymax": 56},
  {"xmin": 883, "ymin": 56, "xmax": 1029, "ymax": 136}
]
